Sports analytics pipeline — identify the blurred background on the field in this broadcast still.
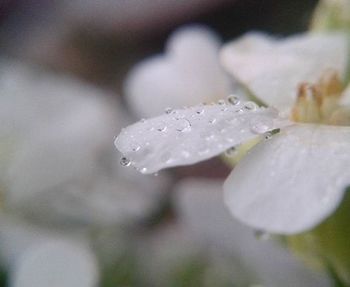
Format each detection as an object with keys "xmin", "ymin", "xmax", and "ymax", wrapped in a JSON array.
[{"xmin": 0, "ymin": 1, "xmax": 331, "ymax": 287}]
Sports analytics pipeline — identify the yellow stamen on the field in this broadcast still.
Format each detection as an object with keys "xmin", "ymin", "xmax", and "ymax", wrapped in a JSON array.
[{"xmin": 291, "ymin": 70, "xmax": 345, "ymax": 125}]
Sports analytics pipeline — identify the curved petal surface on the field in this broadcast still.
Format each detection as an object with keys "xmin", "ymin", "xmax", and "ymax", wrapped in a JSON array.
[
  {"xmin": 115, "ymin": 101, "xmax": 289, "ymax": 174},
  {"xmin": 224, "ymin": 124, "xmax": 350, "ymax": 234}
]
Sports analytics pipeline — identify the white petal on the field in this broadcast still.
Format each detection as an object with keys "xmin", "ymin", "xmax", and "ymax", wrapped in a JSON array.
[
  {"xmin": 115, "ymin": 101, "xmax": 289, "ymax": 173},
  {"xmin": 125, "ymin": 25, "xmax": 230, "ymax": 118},
  {"xmin": 224, "ymin": 124, "xmax": 350, "ymax": 234},
  {"xmin": 174, "ymin": 179, "xmax": 331, "ymax": 287},
  {"xmin": 11, "ymin": 239, "xmax": 98, "ymax": 287},
  {"xmin": 221, "ymin": 32, "xmax": 348, "ymax": 113}
]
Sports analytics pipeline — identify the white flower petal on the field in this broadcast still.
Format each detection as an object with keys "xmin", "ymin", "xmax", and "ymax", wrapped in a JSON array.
[
  {"xmin": 220, "ymin": 32, "xmax": 348, "ymax": 113},
  {"xmin": 11, "ymin": 239, "xmax": 98, "ymax": 287},
  {"xmin": 174, "ymin": 179, "xmax": 331, "ymax": 287},
  {"xmin": 125, "ymin": 25, "xmax": 230, "ymax": 118},
  {"xmin": 224, "ymin": 124, "xmax": 350, "ymax": 234},
  {"xmin": 115, "ymin": 101, "xmax": 289, "ymax": 174}
]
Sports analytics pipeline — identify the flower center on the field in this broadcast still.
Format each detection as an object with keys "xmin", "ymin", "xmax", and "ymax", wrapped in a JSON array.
[{"xmin": 291, "ymin": 70, "xmax": 350, "ymax": 125}]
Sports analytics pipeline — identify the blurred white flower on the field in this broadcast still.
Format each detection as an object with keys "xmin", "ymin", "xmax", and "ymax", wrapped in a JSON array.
[
  {"xmin": 137, "ymin": 222, "xmax": 250, "ymax": 287},
  {"xmin": 0, "ymin": 59, "xmax": 169, "ymax": 286},
  {"xmin": 12, "ymin": 238, "xmax": 98, "ymax": 287},
  {"xmin": 0, "ymin": 215, "xmax": 98, "ymax": 287},
  {"xmin": 220, "ymin": 32, "xmax": 348, "ymax": 115},
  {"xmin": 125, "ymin": 25, "xmax": 231, "ymax": 118},
  {"xmin": 115, "ymin": 31, "xmax": 350, "ymax": 235},
  {"xmin": 0, "ymin": 59, "xmax": 168, "ymax": 226},
  {"xmin": 174, "ymin": 178, "xmax": 331, "ymax": 287}
]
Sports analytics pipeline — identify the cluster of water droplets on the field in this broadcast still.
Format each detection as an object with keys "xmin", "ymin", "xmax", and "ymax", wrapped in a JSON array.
[{"xmin": 115, "ymin": 95, "xmax": 280, "ymax": 173}]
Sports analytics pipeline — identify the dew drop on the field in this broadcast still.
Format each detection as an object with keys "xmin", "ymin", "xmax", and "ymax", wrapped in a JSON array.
[
  {"xmin": 209, "ymin": 118, "xmax": 217, "ymax": 124},
  {"xmin": 132, "ymin": 145, "xmax": 141, "ymax": 152},
  {"xmin": 250, "ymin": 118, "xmax": 273, "ymax": 134},
  {"xmin": 156, "ymin": 123, "xmax": 167, "ymax": 132},
  {"xmin": 175, "ymin": 118, "xmax": 191, "ymax": 132},
  {"xmin": 196, "ymin": 109, "xmax": 204, "ymax": 115},
  {"xmin": 225, "ymin": 146, "xmax": 237, "ymax": 157},
  {"xmin": 164, "ymin": 107, "xmax": 173, "ymax": 114},
  {"xmin": 227, "ymin": 95, "xmax": 240, "ymax": 105},
  {"xmin": 264, "ymin": 132, "xmax": 273, "ymax": 140},
  {"xmin": 218, "ymin": 99, "xmax": 226, "ymax": 105},
  {"xmin": 243, "ymin": 101, "xmax": 258, "ymax": 111},
  {"xmin": 120, "ymin": 157, "xmax": 131, "ymax": 167}
]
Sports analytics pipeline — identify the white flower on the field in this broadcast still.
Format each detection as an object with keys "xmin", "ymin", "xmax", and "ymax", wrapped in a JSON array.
[
  {"xmin": 173, "ymin": 178, "xmax": 331, "ymax": 287},
  {"xmin": 0, "ymin": 215, "xmax": 98, "ymax": 287},
  {"xmin": 115, "ymin": 31, "xmax": 350, "ymax": 235},
  {"xmin": 0, "ymin": 59, "xmax": 168, "ymax": 226},
  {"xmin": 12, "ymin": 238, "xmax": 98, "ymax": 287},
  {"xmin": 124, "ymin": 25, "xmax": 231, "ymax": 118},
  {"xmin": 220, "ymin": 31, "xmax": 348, "ymax": 115}
]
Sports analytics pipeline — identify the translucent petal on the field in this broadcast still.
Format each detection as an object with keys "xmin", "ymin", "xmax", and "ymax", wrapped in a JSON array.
[
  {"xmin": 221, "ymin": 32, "xmax": 348, "ymax": 113},
  {"xmin": 125, "ymin": 25, "xmax": 230, "ymax": 118},
  {"xmin": 224, "ymin": 124, "xmax": 350, "ymax": 234},
  {"xmin": 115, "ymin": 101, "xmax": 290, "ymax": 173}
]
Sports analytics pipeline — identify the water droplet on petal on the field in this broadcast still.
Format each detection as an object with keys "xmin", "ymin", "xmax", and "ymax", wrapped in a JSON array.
[
  {"xmin": 132, "ymin": 145, "xmax": 141, "ymax": 152},
  {"xmin": 250, "ymin": 118, "xmax": 273, "ymax": 134},
  {"xmin": 156, "ymin": 123, "xmax": 167, "ymax": 132},
  {"xmin": 218, "ymin": 99, "xmax": 226, "ymax": 105},
  {"xmin": 164, "ymin": 107, "xmax": 173, "ymax": 114},
  {"xmin": 264, "ymin": 132, "xmax": 273, "ymax": 140},
  {"xmin": 196, "ymin": 109, "xmax": 204, "ymax": 115},
  {"xmin": 243, "ymin": 101, "xmax": 258, "ymax": 111},
  {"xmin": 225, "ymin": 146, "xmax": 237, "ymax": 157},
  {"xmin": 175, "ymin": 118, "xmax": 191, "ymax": 132},
  {"xmin": 120, "ymin": 157, "xmax": 131, "ymax": 167},
  {"xmin": 227, "ymin": 95, "xmax": 240, "ymax": 105},
  {"xmin": 139, "ymin": 167, "xmax": 148, "ymax": 174},
  {"xmin": 209, "ymin": 118, "xmax": 217, "ymax": 124}
]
